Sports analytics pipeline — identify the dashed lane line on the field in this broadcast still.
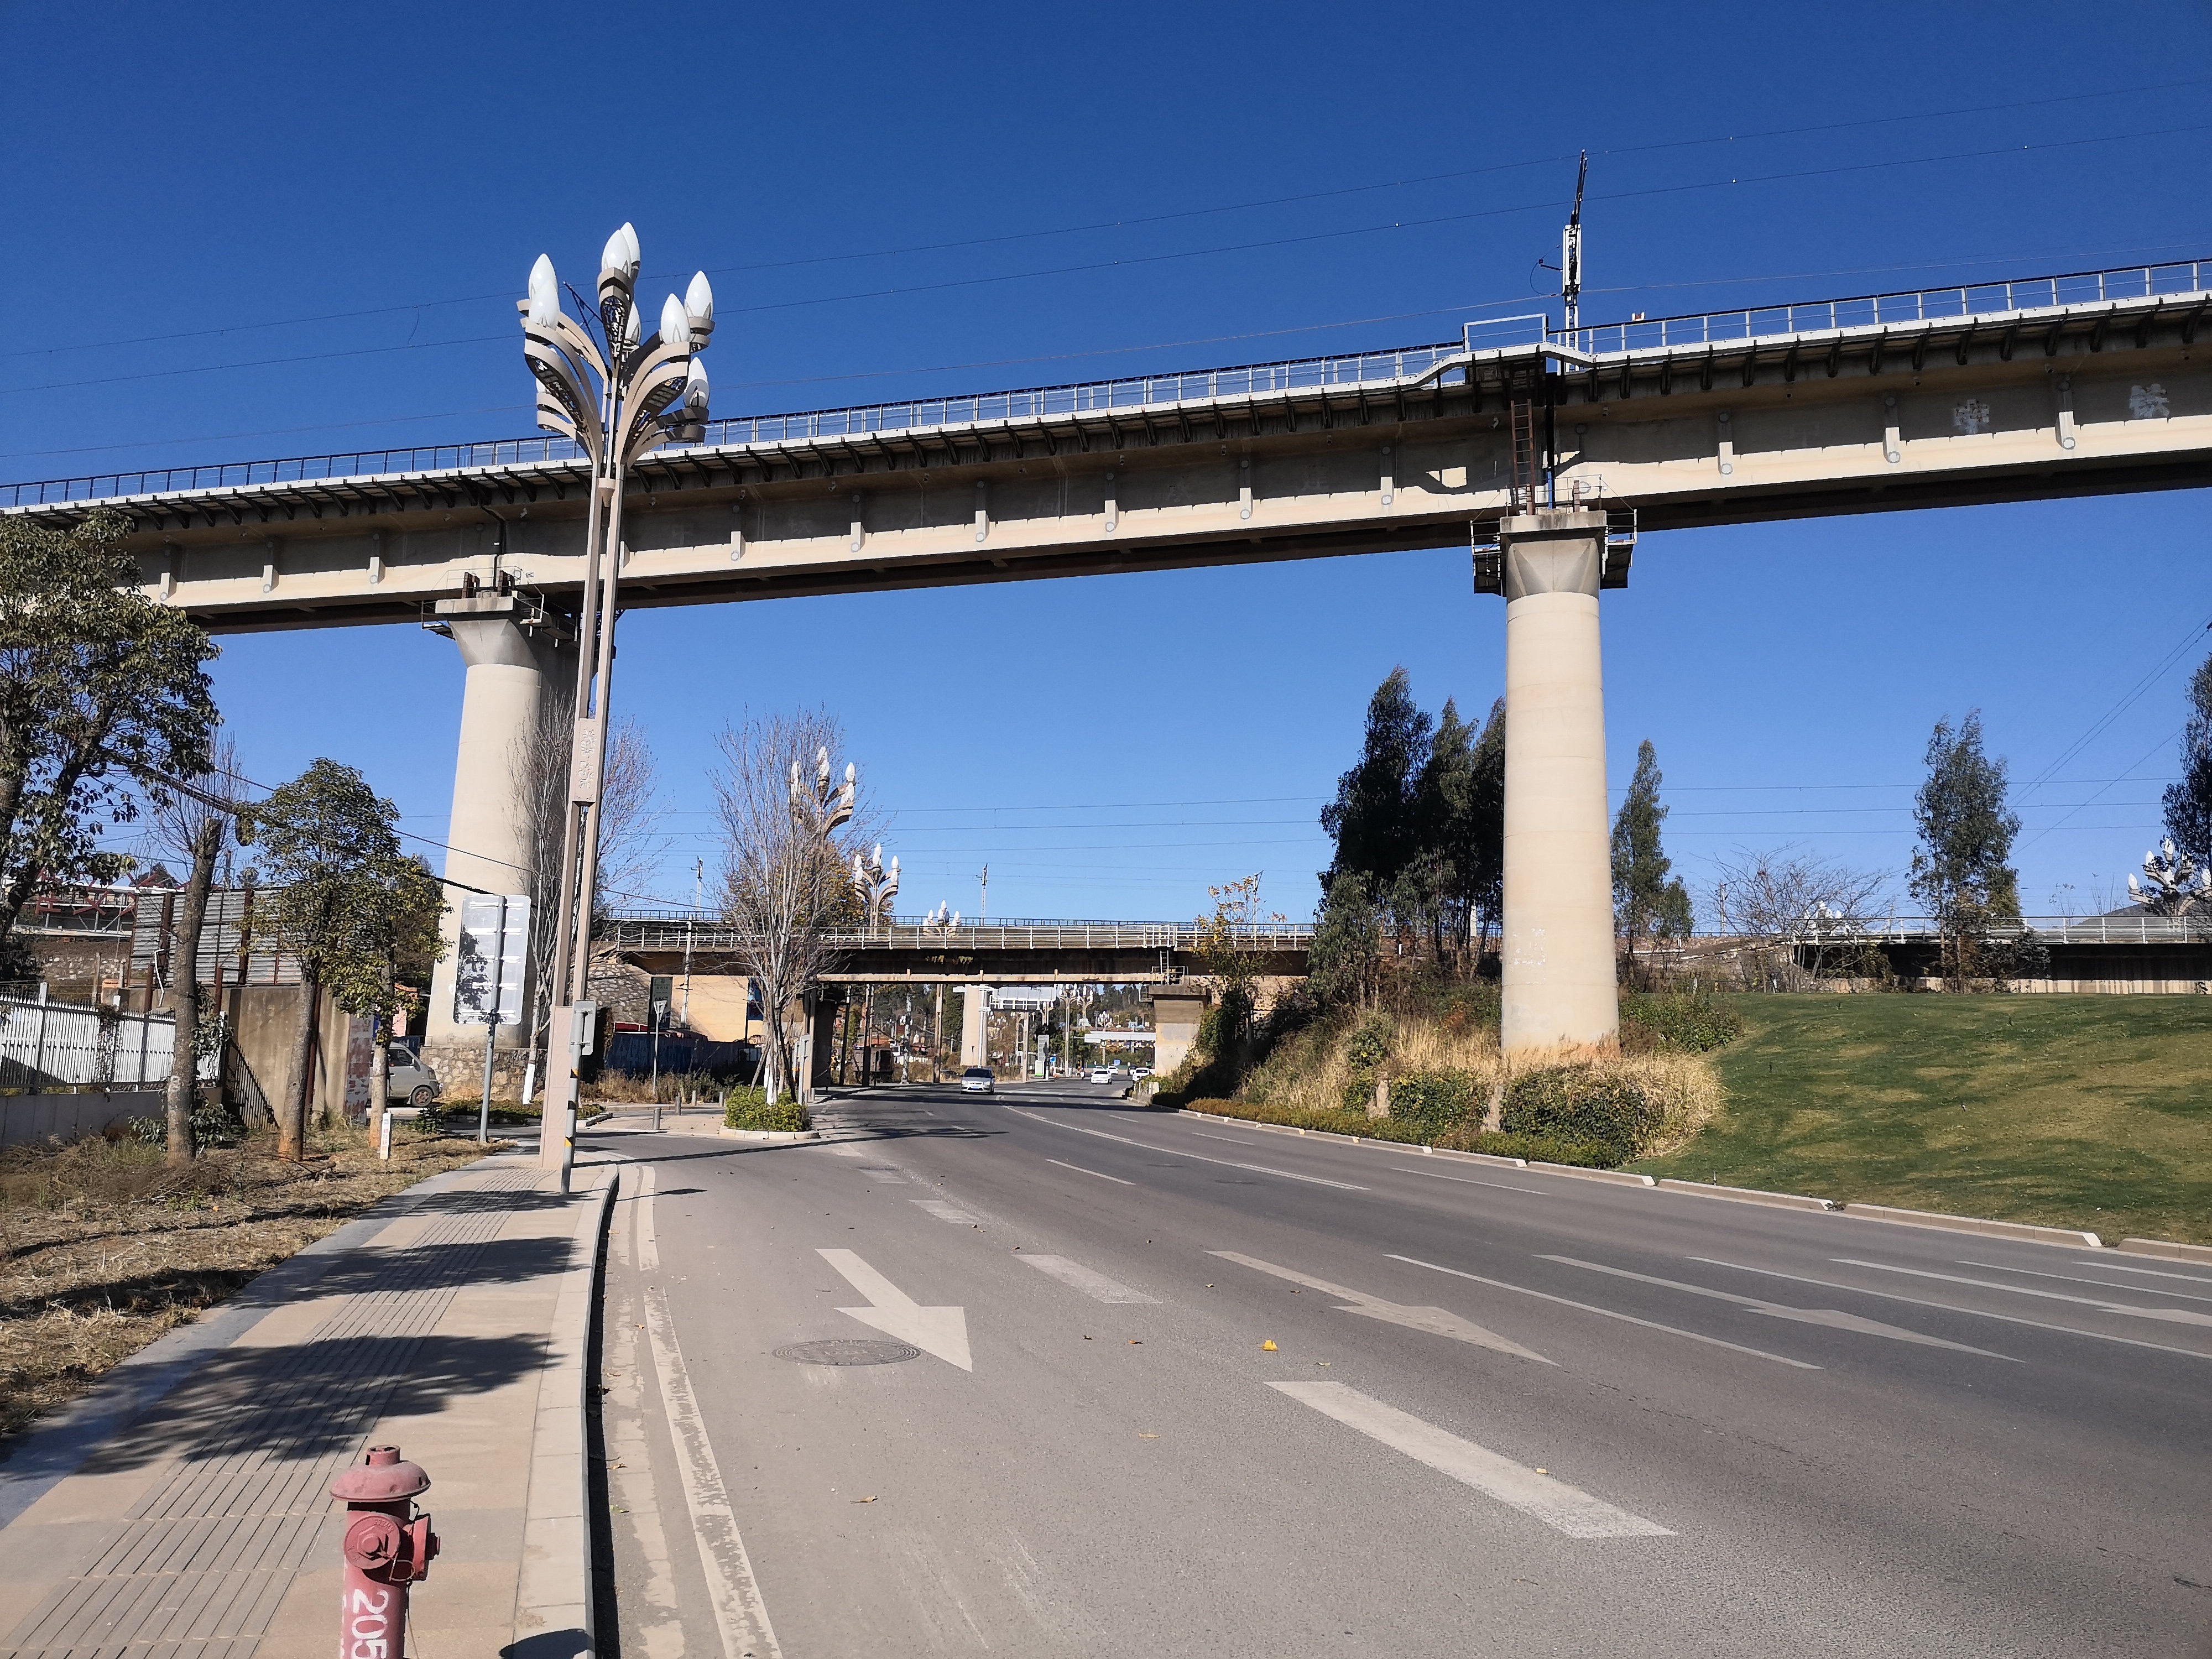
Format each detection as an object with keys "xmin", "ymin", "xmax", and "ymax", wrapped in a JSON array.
[
  {"xmin": 915, "ymin": 1199, "xmax": 984, "ymax": 1224},
  {"xmin": 1212, "ymin": 1250, "xmax": 1551, "ymax": 1364},
  {"xmin": 1830, "ymin": 1258, "xmax": 2212, "ymax": 1328},
  {"xmin": 1957, "ymin": 1258, "xmax": 2212, "ymax": 1305},
  {"xmin": 1044, "ymin": 1157, "xmax": 1135, "ymax": 1186},
  {"xmin": 1019, "ymin": 1254, "xmax": 1161, "ymax": 1304},
  {"xmin": 1269, "ymin": 1381, "xmax": 1672, "ymax": 1540}
]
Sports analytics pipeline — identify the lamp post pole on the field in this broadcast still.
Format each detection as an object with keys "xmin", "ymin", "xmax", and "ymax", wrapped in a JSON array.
[
  {"xmin": 522, "ymin": 225, "xmax": 716, "ymax": 1186},
  {"xmin": 851, "ymin": 846, "xmax": 899, "ymax": 1088}
]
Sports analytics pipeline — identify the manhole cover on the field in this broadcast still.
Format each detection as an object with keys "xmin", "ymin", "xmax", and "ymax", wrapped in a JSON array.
[{"xmin": 774, "ymin": 1338, "xmax": 921, "ymax": 1366}]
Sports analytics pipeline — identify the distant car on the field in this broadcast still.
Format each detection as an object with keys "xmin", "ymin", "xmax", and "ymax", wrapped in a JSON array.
[
  {"xmin": 961, "ymin": 1067, "xmax": 995, "ymax": 1094},
  {"xmin": 385, "ymin": 1056, "xmax": 441, "ymax": 1108},
  {"xmin": 1130, "ymin": 1067, "xmax": 1152, "ymax": 1080},
  {"xmin": 1088, "ymin": 1067, "xmax": 1113, "ymax": 1085}
]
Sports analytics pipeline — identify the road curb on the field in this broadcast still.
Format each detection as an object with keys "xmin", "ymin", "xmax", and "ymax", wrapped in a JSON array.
[
  {"xmin": 1840, "ymin": 1201, "xmax": 2100, "ymax": 1249},
  {"xmin": 1656, "ymin": 1178, "xmax": 1836, "ymax": 1213},
  {"xmin": 721, "ymin": 1127, "xmax": 822, "ymax": 1142},
  {"xmin": 2117, "ymin": 1236, "xmax": 2212, "ymax": 1264},
  {"xmin": 1525, "ymin": 1161, "xmax": 1657, "ymax": 1187},
  {"xmin": 513, "ymin": 1168, "xmax": 615, "ymax": 1658}
]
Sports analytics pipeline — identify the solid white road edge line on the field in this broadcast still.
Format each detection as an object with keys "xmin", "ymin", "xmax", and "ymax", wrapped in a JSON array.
[
  {"xmin": 1043, "ymin": 1157, "xmax": 1135, "ymax": 1186},
  {"xmin": 914, "ymin": 1199, "xmax": 984, "ymax": 1224},
  {"xmin": 1003, "ymin": 1107, "xmax": 1367, "ymax": 1191},
  {"xmin": 1692, "ymin": 1258, "xmax": 2212, "ymax": 1361},
  {"xmin": 1539, "ymin": 1255, "xmax": 2017, "ymax": 1360},
  {"xmin": 1386, "ymin": 1254, "xmax": 1819, "ymax": 1370},
  {"xmin": 1019, "ymin": 1254, "xmax": 1161, "ymax": 1305},
  {"xmin": 634, "ymin": 1160, "xmax": 660, "ymax": 1273},
  {"xmin": 1404, "ymin": 1167, "xmax": 1552, "ymax": 1197},
  {"xmin": 1268, "ymin": 1381, "xmax": 1672, "ymax": 1540},
  {"xmin": 641, "ymin": 1280, "xmax": 784, "ymax": 1659}
]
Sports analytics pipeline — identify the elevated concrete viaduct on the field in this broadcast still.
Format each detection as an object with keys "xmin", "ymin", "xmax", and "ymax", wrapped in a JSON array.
[{"xmin": 13, "ymin": 257, "xmax": 2209, "ymax": 1067}]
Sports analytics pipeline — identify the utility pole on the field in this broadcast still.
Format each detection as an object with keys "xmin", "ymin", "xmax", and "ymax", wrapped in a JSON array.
[
  {"xmin": 1560, "ymin": 151, "xmax": 1588, "ymax": 337},
  {"xmin": 979, "ymin": 864, "xmax": 988, "ymax": 925},
  {"xmin": 681, "ymin": 857, "xmax": 701, "ymax": 1029}
]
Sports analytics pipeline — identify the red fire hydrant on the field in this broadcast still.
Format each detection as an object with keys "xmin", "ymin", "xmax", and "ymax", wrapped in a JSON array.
[{"xmin": 331, "ymin": 1445, "xmax": 440, "ymax": 1659}]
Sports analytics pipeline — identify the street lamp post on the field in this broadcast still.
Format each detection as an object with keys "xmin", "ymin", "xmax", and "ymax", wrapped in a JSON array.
[
  {"xmin": 522, "ymin": 223, "xmax": 715, "ymax": 1185},
  {"xmin": 850, "ymin": 844, "xmax": 899, "ymax": 1087}
]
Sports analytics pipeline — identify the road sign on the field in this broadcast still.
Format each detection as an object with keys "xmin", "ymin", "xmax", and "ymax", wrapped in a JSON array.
[{"xmin": 454, "ymin": 895, "xmax": 531, "ymax": 1027}]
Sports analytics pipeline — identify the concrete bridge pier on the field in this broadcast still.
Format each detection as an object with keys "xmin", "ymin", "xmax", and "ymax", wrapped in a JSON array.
[
  {"xmin": 959, "ymin": 984, "xmax": 991, "ymax": 1068},
  {"xmin": 421, "ymin": 596, "xmax": 569, "ymax": 1089},
  {"xmin": 1496, "ymin": 510, "xmax": 1620, "ymax": 1059}
]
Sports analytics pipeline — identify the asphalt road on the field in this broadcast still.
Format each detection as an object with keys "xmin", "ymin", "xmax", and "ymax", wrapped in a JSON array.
[{"xmin": 589, "ymin": 1081, "xmax": 2212, "ymax": 1658}]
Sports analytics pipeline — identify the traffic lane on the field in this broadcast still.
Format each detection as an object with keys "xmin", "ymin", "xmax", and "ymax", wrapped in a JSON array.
[
  {"xmin": 629, "ymin": 1124, "xmax": 2057, "ymax": 1657},
  {"xmin": 820, "ymin": 1103, "xmax": 2212, "ymax": 1653},
  {"xmin": 987, "ymin": 1098, "xmax": 2212, "ymax": 1372}
]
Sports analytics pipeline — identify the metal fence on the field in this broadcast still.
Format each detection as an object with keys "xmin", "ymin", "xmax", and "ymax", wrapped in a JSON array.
[
  {"xmin": 1563, "ymin": 259, "xmax": 2212, "ymax": 358},
  {"xmin": 0, "ymin": 992, "xmax": 180, "ymax": 1091},
  {"xmin": 603, "ymin": 914, "xmax": 1315, "ymax": 954},
  {"xmin": 1801, "ymin": 912, "xmax": 2212, "ymax": 946},
  {"xmin": 9, "ymin": 254, "xmax": 2203, "ymax": 513}
]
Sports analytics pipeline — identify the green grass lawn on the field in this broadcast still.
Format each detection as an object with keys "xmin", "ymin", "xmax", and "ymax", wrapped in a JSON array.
[{"xmin": 1632, "ymin": 995, "xmax": 2212, "ymax": 1245}]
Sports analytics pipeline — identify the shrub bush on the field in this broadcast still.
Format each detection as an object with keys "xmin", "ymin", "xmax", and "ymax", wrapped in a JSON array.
[
  {"xmin": 1499, "ymin": 1066, "xmax": 1664, "ymax": 1165},
  {"xmin": 724, "ymin": 1086, "xmax": 811, "ymax": 1133},
  {"xmin": 1620, "ymin": 991, "xmax": 1742, "ymax": 1053},
  {"xmin": 1387, "ymin": 1069, "xmax": 1479, "ymax": 1130},
  {"xmin": 1343, "ymin": 1014, "xmax": 1394, "ymax": 1071}
]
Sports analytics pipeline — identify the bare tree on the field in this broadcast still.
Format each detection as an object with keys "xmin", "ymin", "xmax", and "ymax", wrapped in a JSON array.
[
  {"xmin": 1710, "ymin": 846, "xmax": 1892, "ymax": 989},
  {"xmin": 513, "ymin": 706, "xmax": 662, "ymax": 1076},
  {"xmin": 147, "ymin": 735, "xmax": 246, "ymax": 1166},
  {"xmin": 710, "ymin": 710, "xmax": 877, "ymax": 1104}
]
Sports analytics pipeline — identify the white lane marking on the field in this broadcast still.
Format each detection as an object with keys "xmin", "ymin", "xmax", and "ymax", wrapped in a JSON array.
[
  {"xmin": 1004, "ymin": 1107, "xmax": 1366, "ymax": 1191},
  {"xmin": 830, "ymin": 1145, "xmax": 868, "ymax": 1158},
  {"xmin": 818, "ymin": 1248, "xmax": 973, "ymax": 1370},
  {"xmin": 1540, "ymin": 1255, "xmax": 2016, "ymax": 1360},
  {"xmin": 1402, "ymin": 1167, "xmax": 1551, "ymax": 1197},
  {"xmin": 642, "ymin": 1282, "xmax": 784, "ymax": 1658},
  {"xmin": 636, "ymin": 1160, "xmax": 660, "ymax": 1273},
  {"xmin": 1693, "ymin": 1258, "xmax": 2212, "ymax": 1361},
  {"xmin": 1211, "ymin": 1250, "xmax": 1551, "ymax": 1364},
  {"xmin": 1044, "ymin": 1157, "xmax": 1134, "ymax": 1186},
  {"xmin": 1194, "ymin": 1131, "xmax": 1267, "ymax": 1144},
  {"xmin": 855, "ymin": 1166, "xmax": 909, "ymax": 1184},
  {"xmin": 915, "ymin": 1199, "xmax": 983, "ymax": 1224},
  {"xmin": 1958, "ymin": 1258, "xmax": 2212, "ymax": 1305},
  {"xmin": 1020, "ymin": 1254, "xmax": 1161, "ymax": 1304},
  {"xmin": 1388, "ymin": 1254, "xmax": 1819, "ymax": 1369},
  {"xmin": 1269, "ymin": 1381, "xmax": 1672, "ymax": 1539},
  {"xmin": 1832, "ymin": 1258, "xmax": 2212, "ymax": 1328},
  {"xmin": 2094, "ymin": 1259, "xmax": 2212, "ymax": 1288}
]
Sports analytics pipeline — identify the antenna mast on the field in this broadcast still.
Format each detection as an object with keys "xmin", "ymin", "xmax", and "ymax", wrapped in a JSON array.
[{"xmin": 1561, "ymin": 152, "xmax": 1588, "ymax": 335}]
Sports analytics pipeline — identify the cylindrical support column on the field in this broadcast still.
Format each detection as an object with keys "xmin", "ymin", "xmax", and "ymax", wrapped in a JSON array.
[
  {"xmin": 959, "ymin": 984, "xmax": 991, "ymax": 1068},
  {"xmin": 1498, "ymin": 510, "xmax": 1619, "ymax": 1058},
  {"xmin": 422, "ymin": 600, "xmax": 566, "ymax": 1081}
]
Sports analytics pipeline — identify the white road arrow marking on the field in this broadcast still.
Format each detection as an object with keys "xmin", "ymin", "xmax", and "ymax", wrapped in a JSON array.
[
  {"xmin": 818, "ymin": 1248, "xmax": 973, "ymax": 1371},
  {"xmin": 1539, "ymin": 1256, "xmax": 2015, "ymax": 1359},
  {"xmin": 1211, "ymin": 1250, "xmax": 1551, "ymax": 1364},
  {"xmin": 1834, "ymin": 1258, "xmax": 2212, "ymax": 1328}
]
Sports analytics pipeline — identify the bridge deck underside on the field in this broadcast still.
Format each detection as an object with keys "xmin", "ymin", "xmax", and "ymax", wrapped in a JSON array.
[{"xmin": 610, "ymin": 945, "xmax": 1309, "ymax": 984}]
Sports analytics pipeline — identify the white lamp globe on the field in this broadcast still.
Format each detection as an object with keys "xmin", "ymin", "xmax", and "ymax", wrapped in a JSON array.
[
  {"xmin": 681, "ymin": 357, "xmax": 709, "ymax": 415},
  {"xmin": 600, "ymin": 221, "xmax": 641, "ymax": 284},
  {"xmin": 659, "ymin": 292, "xmax": 690, "ymax": 351},
  {"xmin": 686, "ymin": 270, "xmax": 714, "ymax": 328},
  {"xmin": 526, "ymin": 254, "xmax": 560, "ymax": 327}
]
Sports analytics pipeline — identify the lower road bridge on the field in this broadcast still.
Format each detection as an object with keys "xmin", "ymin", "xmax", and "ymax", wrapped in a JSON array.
[{"xmin": 602, "ymin": 914, "xmax": 1314, "ymax": 985}]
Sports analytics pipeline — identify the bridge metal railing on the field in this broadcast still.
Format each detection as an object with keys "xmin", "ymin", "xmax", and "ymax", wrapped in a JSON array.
[
  {"xmin": 1558, "ymin": 259, "xmax": 2211, "ymax": 358},
  {"xmin": 602, "ymin": 914, "xmax": 1314, "ymax": 954},
  {"xmin": 1768, "ymin": 912, "xmax": 2212, "ymax": 946},
  {"xmin": 11, "ymin": 255, "xmax": 2206, "ymax": 512}
]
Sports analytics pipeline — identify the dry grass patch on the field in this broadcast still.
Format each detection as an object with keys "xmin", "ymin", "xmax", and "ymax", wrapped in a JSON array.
[{"xmin": 0, "ymin": 1124, "xmax": 501, "ymax": 1443}]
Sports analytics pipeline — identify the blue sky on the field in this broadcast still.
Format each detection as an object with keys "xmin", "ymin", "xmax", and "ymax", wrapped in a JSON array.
[{"xmin": 4, "ymin": 1, "xmax": 2209, "ymax": 923}]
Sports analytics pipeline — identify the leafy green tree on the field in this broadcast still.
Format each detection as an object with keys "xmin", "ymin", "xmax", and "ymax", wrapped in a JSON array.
[
  {"xmin": 1467, "ymin": 698, "xmax": 1506, "ymax": 952},
  {"xmin": 1909, "ymin": 711, "xmax": 2021, "ymax": 990},
  {"xmin": 1307, "ymin": 872, "xmax": 1382, "ymax": 1009},
  {"xmin": 1321, "ymin": 668, "xmax": 1431, "ymax": 910},
  {"xmin": 149, "ymin": 736, "xmax": 246, "ymax": 1166},
  {"xmin": 244, "ymin": 759, "xmax": 430, "ymax": 1159},
  {"xmin": 0, "ymin": 510, "xmax": 217, "ymax": 940},
  {"xmin": 2162, "ymin": 651, "xmax": 2212, "ymax": 870},
  {"xmin": 1611, "ymin": 740, "xmax": 1692, "ymax": 984},
  {"xmin": 323, "ymin": 854, "xmax": 445, "ymax": 1129}
]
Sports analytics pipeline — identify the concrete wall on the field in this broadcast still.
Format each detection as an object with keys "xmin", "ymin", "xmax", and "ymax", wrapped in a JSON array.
[
  {"xmin": 1147, "ymin": 985, "xmax": 1211, "ymax": 1078},
  {"xmin": 681, "ymin": 975, "xmax": 755, "ymax": 1042},
  {"xmin": 217, "ymin": 983, "xmax": 365, "ymax": 1124},
  {"xmin": 0, "ymin": 1089, "xmax": 163, "ymax": 1148}
]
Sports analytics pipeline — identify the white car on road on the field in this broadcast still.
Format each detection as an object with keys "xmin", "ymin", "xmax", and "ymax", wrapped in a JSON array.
[
  {"xmin": 1088, "ymin": 1067, "xmax": 1113, "ymax": 1085},
  {"xmin": 961, "ymin": 1067, "xmax": 995, "ymax": 1094}
]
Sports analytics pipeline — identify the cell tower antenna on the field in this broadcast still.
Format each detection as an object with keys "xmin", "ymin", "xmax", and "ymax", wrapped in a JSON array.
[{"xmin": 1561, "ymin": 152, "xmax": 1588, "ymax": 335}]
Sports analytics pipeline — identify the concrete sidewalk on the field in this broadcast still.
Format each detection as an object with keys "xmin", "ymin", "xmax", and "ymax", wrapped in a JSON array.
[{"xmin": 0, "ymin": 1147, "xmax": 615, "ymax": 1659}]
